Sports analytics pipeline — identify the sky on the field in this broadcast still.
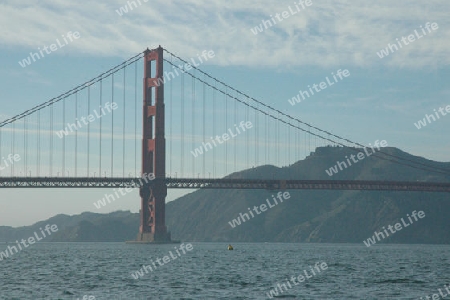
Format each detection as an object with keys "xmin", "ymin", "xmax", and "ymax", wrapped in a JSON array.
[{"xmin": 0, "ymin": 0, "xmax": 449, "ymax": 227}]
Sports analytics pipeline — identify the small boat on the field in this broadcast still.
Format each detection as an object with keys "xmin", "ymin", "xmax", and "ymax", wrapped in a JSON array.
[{"xmin": 228, "ymin": 244, "xmax": 233, "ymax": 250}]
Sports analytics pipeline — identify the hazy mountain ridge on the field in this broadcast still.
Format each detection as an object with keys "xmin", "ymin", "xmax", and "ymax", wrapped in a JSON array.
[
  {"xmin": 1, "ymin": 146, "xmax": 449, "ymax": 244},
  {"xmin": 0, "ymin": 211, "xmax": 139, "ymax": 242},
  {"xmin": 166, "ymin": 146, "xmax": 450, "ymax": 243}
]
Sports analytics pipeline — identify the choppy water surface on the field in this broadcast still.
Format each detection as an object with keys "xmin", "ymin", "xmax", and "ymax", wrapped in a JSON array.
[{"xmin": 0, "ymin": 242, "xmax": 449, "ymax": 299}]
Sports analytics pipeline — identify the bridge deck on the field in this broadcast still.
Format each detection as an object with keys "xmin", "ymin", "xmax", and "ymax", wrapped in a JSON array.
[{"xmin": 0, "ymin": 177, "xmax": 449, "ymax": 192}]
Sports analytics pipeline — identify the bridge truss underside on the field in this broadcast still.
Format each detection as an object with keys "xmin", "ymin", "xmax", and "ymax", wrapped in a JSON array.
[{"xmin": 0, "ymin": 177, "xmax": 449, "ymax": 192}]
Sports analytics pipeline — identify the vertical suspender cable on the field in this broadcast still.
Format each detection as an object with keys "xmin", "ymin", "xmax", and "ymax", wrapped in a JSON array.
[
  {"xmin": 225, "ymin": 86, "xmax": 228, "ymax": 175},
  {"xmin": 274, "ymin": 113, "xmax": 280, "ymax": 167},
  {"xmin": 0, "ymin": 127, "xmax": 2, "ymax": 176},
  {"xmin": 265, "ymin": 113, "xmax": 268, "ymax": 166},
  {"xmin": 0, "ymin": 126, "xmax": 2, "ymax": 176},
  {"xmin": 304, "ymin": 125, "xmax": 307, "ymax": 158},
  {"xmin": 99, "ymin": 80, "xmax": 102, "ymax": 176},
  {"xmin": 246, "ymin": 97, "xmax": 249, "ymax": 169},
  {"xmin": 314, "ymin": 131, "xmax": 316, "ymax": 150},
  {"xmin": 50, "ymin": 104, "xmax": 53, "ymax": 176},
  {"xmin": 11, "ymin": 122, "xmax": 15, "ymax": 176},
  {"xmin": 191, "ymin": 70, "xmax": 195, "ymax": 177},
  {"xmin": 181, "ymin": 70, "xmax": 184, "ymax": 177},
  {"xmin": 234, "ymin": 91, "xmax": 237, "ymax": 172},
  {"xmin": 255, "ymin": 103, "xmax": 258, "ymax": 168},
  {"xmin": 75, "ymin": 92, "xmax": 78, "ymax": 177},
  {"xmin": 275, "ymin": 112, "xmax": 282, "ymax": 167},
  {"xmin": 169, "ymin": 56, "xmax": 173, "ymax": 177},
  {"xmin": 295, "ymin": 119, "xmax": 298, "ymax": 162},
  {"xmin": 87, "ymin": 86, "xmax": 90, "ymax": 176},
  {"xmin": 111, "ymin": 74, "xmax": 114, "ymax": 177},
  {"xmin": 62, "ymin": 98, "xmax": 65, "ymax": 176},
  {"xmin": 212, "ymin": 81, "xmax": 216, "ymax": 178},
  {"xmin": 23, "ymin": 115, "xmax": 26, "ymax": 175},
  {"xmin": 308, "ymin": 124, "xmax": 311, "ymax": 155},
  {"xmin": 288, "ymin": 124, "xmax": 291, "ymax": 166},
  {"xmin": 298, "ymin": 120, "xmax": 301, "ymax": 160},
  {"xmin": 202, "ymin": 74, "xmax": 206, "ymax": 178},
  {"xmin": 134, "ymin": 61, "xmax": 137, "ymax": 177},
  {"xmin": 37, "ymin": 111, "xmax": 40, "ymax": 176},
  {"xmin": 123, "ymin": 66, "xmax": 126, "ymax": 177},
  {"xmin": 268, "ymin": 113, "xmax": 271, "ymax": 166}
]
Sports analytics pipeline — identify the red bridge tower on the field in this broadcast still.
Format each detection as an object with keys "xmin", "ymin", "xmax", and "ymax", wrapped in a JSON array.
[{"xmin": 135, "ymin": 46, "xmax": 172, "ymax": 243}]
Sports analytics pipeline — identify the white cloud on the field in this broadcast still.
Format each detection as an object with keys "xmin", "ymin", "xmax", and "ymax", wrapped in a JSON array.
[{"xmin": 0, "ymin": 0, "xmax": 449, "ymax": 68}]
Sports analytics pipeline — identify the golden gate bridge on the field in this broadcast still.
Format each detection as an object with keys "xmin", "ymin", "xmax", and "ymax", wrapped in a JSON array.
[{"xmin": 1, "ymin": 46, "xmax": 449, "ymax": 242}]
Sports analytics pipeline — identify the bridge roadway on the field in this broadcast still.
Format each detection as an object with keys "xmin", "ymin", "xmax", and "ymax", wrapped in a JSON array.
[{"xmin": 0, "ymin": 177, "xmax": 450, "ymax": 192}]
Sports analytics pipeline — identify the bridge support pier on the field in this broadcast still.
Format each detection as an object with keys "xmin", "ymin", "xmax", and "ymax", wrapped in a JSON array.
[{"xmin": 136, "ymin": 181, "xmax": 171, "ymax": 243}]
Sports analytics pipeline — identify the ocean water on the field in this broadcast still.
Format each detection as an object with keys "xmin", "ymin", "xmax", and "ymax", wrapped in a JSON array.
[{"xmin": 0, "ymin": 242, "xmax": 449, "ymax": 299}]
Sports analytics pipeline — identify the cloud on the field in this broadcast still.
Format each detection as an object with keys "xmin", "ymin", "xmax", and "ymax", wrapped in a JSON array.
[{"xmin": 0, "ymin": 0, "xmax": 449, "ymax": 68}]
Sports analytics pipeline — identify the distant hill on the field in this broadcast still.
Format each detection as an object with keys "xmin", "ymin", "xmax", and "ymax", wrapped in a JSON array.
[
  {"xmin": 166, "ymin": 146, "xmax": 450, "ymax": 243},
  {"xmin": 1, "ymin": 146, "xmax": 449, "ymax": 244},
  {"xmin": 0, "ymin": 211, "xmax": 139, "ymax": 242}
]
